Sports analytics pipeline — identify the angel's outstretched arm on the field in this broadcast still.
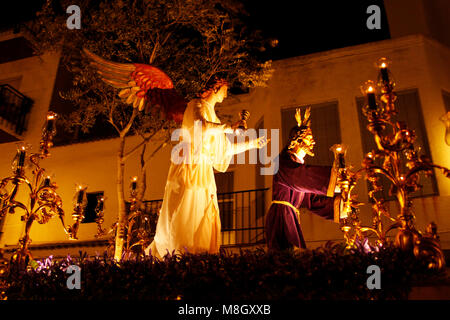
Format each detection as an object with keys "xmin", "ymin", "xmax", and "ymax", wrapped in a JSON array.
[{"xmin": 227, "ymin": 136, "xmax": 268, "ymax": 155}]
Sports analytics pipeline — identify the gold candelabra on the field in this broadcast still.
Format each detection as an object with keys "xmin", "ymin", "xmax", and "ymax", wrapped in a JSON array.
[
  {"xmin": 334, "ymin": 58, "xmax": 450, "ymax": 270},
  {"xmin": 66, "ymin": 185, "xmax": 88, "ymax": 240},
  {"xmin": 123, "ymin": 176, "xmax": 153, "ymax": 257},
  {"xmin": 66, "ymin": 186, "xmax": 107, "ymax": 240},
  {"xmin": 107, "ymin": 176, "xmax": 153, "ymax": 258},
  {"xmin": 0, "ymin": 112, "xmax": 108, "ymax": 267},
  {"xmin": 0, "ymin": 112, "xmax": 66, "ymax": 268},
  {"xmin": 94, "ymin": 195, "xmax": 106, "ymax": 238}
]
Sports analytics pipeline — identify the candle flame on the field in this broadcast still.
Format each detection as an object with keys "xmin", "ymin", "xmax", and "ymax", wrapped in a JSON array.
[
  {"xmin": 367, "ymin": 86, "xmax": 374, "ymax": 93},
  {"xmin": 47, "ymin": 115, "xmax": 55, "ymax": 120},
  {"xmin": 336, "ymin": 147, "xmax": 342, "ymax": 152},
  {"xmin": 380, "ymin": 62, "xmax": 387, "ymax": 68},
  {"xmin": 132, "ymin": 176, "xmax": 138, "ymax": 181}
]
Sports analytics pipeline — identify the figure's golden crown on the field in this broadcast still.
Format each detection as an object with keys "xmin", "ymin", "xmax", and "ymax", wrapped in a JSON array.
[{"xmin": 288, "ymin": 107, "xmax": 313, "ymax": 151}]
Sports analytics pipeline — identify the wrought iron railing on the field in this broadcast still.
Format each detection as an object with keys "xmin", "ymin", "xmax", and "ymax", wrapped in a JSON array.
[
  {"xmin": 141, "ymin": 188, "xmax": 269, "ymax": 248},
  {"xmin": 0, "ymin": 84, "xmax": 33, "ymax": 135}
]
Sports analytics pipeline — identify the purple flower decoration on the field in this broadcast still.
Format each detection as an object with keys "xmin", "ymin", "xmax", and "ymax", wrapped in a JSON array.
[{"xmin": 354, "ymin": 238, "xmax": 380, "ymax": 254}]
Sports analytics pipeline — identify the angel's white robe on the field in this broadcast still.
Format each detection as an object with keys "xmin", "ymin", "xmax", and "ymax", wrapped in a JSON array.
[{"xmin": 146, "ymin": 98, "xmax": 245, "ymax": 258}]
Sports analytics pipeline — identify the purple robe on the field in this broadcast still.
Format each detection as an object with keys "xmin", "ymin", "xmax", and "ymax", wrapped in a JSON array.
[{"xmin": 265, "ymin": 148, "xmax": 338, "ymax": 250}]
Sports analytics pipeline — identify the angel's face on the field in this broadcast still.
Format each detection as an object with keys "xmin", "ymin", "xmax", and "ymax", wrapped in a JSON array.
[{"xmin": 215, "ymin": 85, "xmax": 228, "ymax": 103}]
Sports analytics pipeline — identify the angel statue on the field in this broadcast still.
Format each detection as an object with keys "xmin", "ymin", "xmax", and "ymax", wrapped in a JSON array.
[
  {"xmin": 145, "ymin": 77, "xmax": 268, "ymax": 258},
  {"xmin": 83, "ymin": 49, "xmax": 268, "ymax": 258}
]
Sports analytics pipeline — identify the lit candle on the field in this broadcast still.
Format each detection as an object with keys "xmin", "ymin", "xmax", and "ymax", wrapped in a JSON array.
[
  {"xmin": 330, "ymin": 144, "xmax": 347, "ymax": 169},
  {"xmin": 380, "ymin": 63, "xmax": 389, "ymax": 83},
  {"xmin": 377, "ymin": 58, "xmax": 391, "ymax": 84},
  {"xmin": 44, "ymin": 176, "xmax": 51, "ymax": 187},
  {"xmin": 131, "ymin": 176, "xmax": 137, "ymax": 191},
  {"xmin": 77, "ymin": 187, "xmax": 85, "ymax": 204},
  {"xmin": 361, "ymin": 81, "xmax": 379, "ymax": 111},
  {"xmin": 97, "ymin": 198, "xmax": 104, "ymax": 211},
  {"xmin": 18, "ymin": 147, "xmax": 26, "ymax": 168},
  {"xmin": 366, "ymin": 85, "xmax": 377, "ymax": 110},
  {"xmin": 46, "ymin": 113, "xmax": 56, "ymax": 132},
  {"xmin": 334, "ymin": 146, "xmax": 345, "ymax": 168}
]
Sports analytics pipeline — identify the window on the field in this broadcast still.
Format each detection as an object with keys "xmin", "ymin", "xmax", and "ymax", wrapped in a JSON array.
[
  {"xmin": 356, "ymin": 89, "xmax": 438, "ymax": 199},
  {"xmin": 281, "ymin": 101, "xmax": 341, "ymax": 166},
  {"xmin": 215, "ymin": 171, "xmax": 234, "ymax": 230},
  {"xmin": 82, "ymin": 191, "xmax": 104, "ymax": 223},
  {"xmin": 0, "ymin": 84, "xmax": 33, "ymax": 137},
  {"xmin": 0, "ymin": 37, "xmax": 35, "ymax": 64}
]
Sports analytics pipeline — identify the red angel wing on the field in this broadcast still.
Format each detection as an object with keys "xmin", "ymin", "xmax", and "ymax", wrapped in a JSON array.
[{"xmin": 83, "ymin": 48, "xmax": 186, "ymax": 123}]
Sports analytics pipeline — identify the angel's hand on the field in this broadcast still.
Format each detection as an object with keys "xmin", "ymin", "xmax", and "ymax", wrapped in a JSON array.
[
  {"xmin": 223, "ymin": 124, "xmax": 234, "ymax": 134},
  {"xmin": 231, "ymin": 120, "xmax": 242, "ymax": 130},
  {"xmin": 254, "ymin": 136, "xmax": 270, "ymax": 149}
]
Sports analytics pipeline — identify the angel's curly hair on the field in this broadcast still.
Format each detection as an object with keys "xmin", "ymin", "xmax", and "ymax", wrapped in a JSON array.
[{"xmin": 198, "ymin": 76, "xmax": 229, "ymax": 99}]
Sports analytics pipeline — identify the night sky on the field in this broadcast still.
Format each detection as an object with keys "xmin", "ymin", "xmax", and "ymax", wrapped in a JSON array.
[
  {"xmin": 242, "ymin": 0, "xmax": 390, "ymax": 60},
  {"xmin": 0, "ymin": 0, "xmax": 390, "ymax": 60}
]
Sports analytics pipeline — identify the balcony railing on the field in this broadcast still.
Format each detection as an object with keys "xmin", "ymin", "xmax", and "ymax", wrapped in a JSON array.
[
  {"xmin": 0, "ymin": 84, "xmax": 33, "ymax": 135},
  {"xmin": 140, "ymin": 188, "xmax": 269, "ymax": 248}
]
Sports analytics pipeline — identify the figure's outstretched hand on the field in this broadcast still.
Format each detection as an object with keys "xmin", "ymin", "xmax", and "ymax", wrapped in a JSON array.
[
  {"xmin": 254, "ymin": 136, "xmax": 270, "ymax": 149},
  {"xmin": 231, "ymin": 120, "xmax": 241, "ymax": 131}
]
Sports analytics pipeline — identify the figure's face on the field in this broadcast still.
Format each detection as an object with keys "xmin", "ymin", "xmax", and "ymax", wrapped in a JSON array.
[
  {"xmin": 214, "ymin": 85, "xmax": 228, "ymax": 103},
  {"xmin": 301, "ymin": 131, "xmax": 315, "ymax": 157},
  {"xmin": 288, "ymin": 129, "xmax": 315, "ymax": 163},
  {"xmin": 291, "ymin": 149, "xmax": 307, "ymax": 164}
]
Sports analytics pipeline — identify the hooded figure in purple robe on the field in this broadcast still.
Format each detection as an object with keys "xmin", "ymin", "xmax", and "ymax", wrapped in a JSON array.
[{"xmin": 265, "ymin": 108, "xmax": 343, "ymax": 250}]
